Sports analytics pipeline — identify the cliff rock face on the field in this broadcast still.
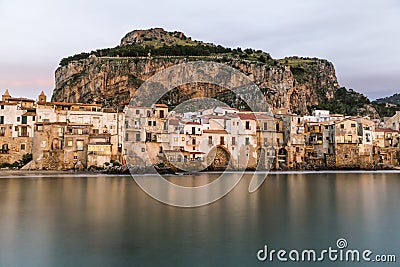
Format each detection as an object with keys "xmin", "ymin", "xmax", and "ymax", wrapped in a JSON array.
[{"xmin": 52, "ymin": 29, "xmax": 339, "ymax": 115}]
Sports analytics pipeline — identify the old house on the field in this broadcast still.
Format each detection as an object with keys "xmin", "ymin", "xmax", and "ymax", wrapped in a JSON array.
[
  {"xmin": 374, "ymin": 128, "xmax": 399, "ymax": 165},
  {"xmin": 0, "ymin": 90, "xmax": 35, "ymax": 165},
  {"xmin": 334, "ymin": 118, "xmax": 360, "ymax": 168},
  {"xmin": 384, "ymin": 110, "xmax": 400, "ymax": 131},
  {"xmin": 32, "ymin": 122, "xmax": 66, "ymax": 170},
  {"xmin": 87, "ymin": 133, "xmax": 112, "ymax": 167}
]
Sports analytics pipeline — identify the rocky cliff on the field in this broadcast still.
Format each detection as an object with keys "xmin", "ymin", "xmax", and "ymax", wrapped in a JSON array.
[{"xmin": 52, "ymin": 28, "xmax": 347, "ymax": 115}]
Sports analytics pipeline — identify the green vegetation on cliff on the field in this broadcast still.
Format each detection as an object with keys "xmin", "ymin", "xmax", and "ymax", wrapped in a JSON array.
[
  {"xmin": 374, "ymin": 93, "xmax": 400, "ymax": 106},
  {"xmin": 310, "ymin": 87, "xmax": 370, "ymax": 116},
  {"xmin": 59, "ymin": 43, "xmax": 273, "ymax": 67}
]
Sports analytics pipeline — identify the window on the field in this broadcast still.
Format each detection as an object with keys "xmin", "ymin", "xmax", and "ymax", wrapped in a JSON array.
[
  {"xmin": 0, "ymin": 105, "xmax": 3, "ymax": 110},
  {"xmin": 277, "ymin": 138, "xmax": 280, "ymax": 145},
  {"xmin": 245, "ymin": 121, "xmax": 250, "ymax": 130},
  {"xmin": 245, "ymin": 137, "xmax": 250, "ymax": 145},
  {"xmin": 192, "ymin": 127, "xmax": 196, "ymax": 135},
  {"xmin": 0, "ymin": 127, "xmax": 5, "ymax": 136},
  {"xmin": 263, "ymin": 138, "xmax": 267, "ymax": 145},
  {"xmin": 148, "ymin": 121, "xmax": 152, "ymax": 126},
  {"xmin": 159, "ymin": 146, "xmax": 163, "ymax": 153},
  {"xmin": 125, "ymin": 133, "xmax": 129, "ymax": 141},
  {"xmin": 1, "ymin": 144, "xmax": 9, "ymax": 153},
  {"xmin": 0, "ymin": 116, "xmax": 4, "ymax": 124},
  {"xmin": 159, "ymin": 110, "xmax": 164, "ymax": 118},
  {"xmin": 220, "ymin": 136, "xmax": 225, "ymax": 145},
  {"xmin": 181, "ymin": 137, "xmax": 185, "ymax": 141},
  {"xmin": 208, "ymin": 136, "xmax": 213, "ymax": 145},
  {"xmin": 135, "ymin": 133, "xmax": 140, "ymax": 141},
  {"xmin": 366, "ymin": 133, "xmax": 371, "ymax": 143},
  {"xmin": 193, "ymin": 146, "xmax": 195, "ymax": 151},
  {"xmin": 67, "ymin": 139, "xmax": 73, "ymax": 147},
  {"xmin": 36, "ymin": 125, "xmax": 43, "ymax": 132},
  {"xmin": 15, "ymin": 126, "xmax": 18, "ymax": 131},
  {"xmin": 76, "ymin": 140, "xmax": 84, "ymax": 151},
  {"xmin": 141, "ymin": 147, "xmax": 145, "ymax": 152},
  {"xmin": 296, "ymin": 147, "xmax": 300, "ymax": 153},
  {"xmin": 32, "ymin": 116, "xmax": 35, "ymax": 121},
  {"xmin": 21, "ymin": 144, "xmax": 26, "ymax": 150},
  {"xmin": 263, "ymin": 122, "xmax": 268, "ymax": 131},
  {"xmin": 93, "ymin": 129, "xmax": 99, "ymax": 134},
  {"xmin": 77, "ymin": 129, "xmax": 83, "ymax": 135},
  {"xmin": 21, "ymin": 126, "xmax": 28, "ymax": 137},
  {"xmin": 147, "ymin": 110, "xmax": 151, "ymax": 117},
  {"xmin": 297, "ymin": 118, "xmax": 301, "ymax": 124},
  {"xmin": 347, "ymin": 135, "xmax": 352, "ymax": 143},
  {"xmin": 21, "ymin": 116, "xmax": 27, "ymax": 124},
  {"xmin": 340, "ymin": 124, "xmax": 344, "ymax": 129},
  {"xmin": 153, "ymin": 121, "xmax": 156, "ymax": 126},
  {"xmin": 232, "ymin": 137, "xmax": 236, "ymax": 146},
  {"xmin": 17, "ymin": 117, "xmax": 20, "ymax": 122},
  {"xmin": 192, "ymin": 138, "xmax": 196, "ymax": 145},
  {"xmin": 136, "ymin": 109, "xmax": 140, "ymax": 115},
  {"xmin": 276, "ymin": 123, "xmax": 280, "ymax": 132},
  {"xmin": 174, "ymin": 137, "xmax": 178, "ymax": 142},
  {"xmin": 351, "ymin": 124, "xmax": 356, "ymax": 128},
  {"xmin": 73, "ymin": 152, "xmax": 77, "ymax": 160}
]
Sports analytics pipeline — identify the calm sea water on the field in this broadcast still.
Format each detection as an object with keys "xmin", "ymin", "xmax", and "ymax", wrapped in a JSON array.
[{"xmin": 0, "ymin": 172, "xmax": 399, "ymax": 267}]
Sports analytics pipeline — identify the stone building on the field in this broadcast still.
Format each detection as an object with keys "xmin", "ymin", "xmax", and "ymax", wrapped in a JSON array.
[
  {"xmin": 385, "ymin": 110, "xmax": 400, "ymax": 131},
  {"xmin": 124, "ymin": 105, "xmax": 279, "ymax": 171},
  {"xmin": 0, "ymin": 90, "xmax": 35, "ymax": 165},
  {"xmin": 32, "ymin": 92, "xmax": 125, "ymax": 169},
  {"xmin": 32, "ymin": 122, "xmax": 66, "ymax": 170},
  {"xmin": 278, "ymin": 114, "xmax": 306, "ymax": 168},
  {"xmin": 87, "ymin": 133, "xmax": 112, "ymax": 167},
  {"xmin": 333, "ymin": 117, "xmax": 377, "ymax": 168},
  {"xmin": 374, "ymin": 128, "xmax": 399, "ymax": 166}
]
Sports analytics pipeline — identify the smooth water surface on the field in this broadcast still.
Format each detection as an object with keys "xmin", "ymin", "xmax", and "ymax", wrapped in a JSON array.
[{"xmin": 0, "ymin": 172, "xmax": 399, "ymax": 266}]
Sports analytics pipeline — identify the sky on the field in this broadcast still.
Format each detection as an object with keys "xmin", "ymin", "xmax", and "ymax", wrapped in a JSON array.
[{"xmin": 0, "ymin": 0, "xmax": 399, "ymax": 101}]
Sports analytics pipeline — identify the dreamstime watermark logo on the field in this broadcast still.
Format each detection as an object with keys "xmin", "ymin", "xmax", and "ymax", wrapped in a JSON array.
[
  {"xmin": 257, "ymin": 238, "xmax": 397, "ymax": 263},
  {"xmin": 124, "ymin": 61, "xmax": 276, "ymax": 207}
]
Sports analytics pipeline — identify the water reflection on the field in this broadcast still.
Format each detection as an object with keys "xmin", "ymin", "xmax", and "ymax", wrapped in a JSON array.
[{"xmin": 0, "ymin": 172, "xmax": 399, "ymax": 266}]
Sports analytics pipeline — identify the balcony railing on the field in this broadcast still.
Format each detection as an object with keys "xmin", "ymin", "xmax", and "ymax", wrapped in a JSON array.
[{"xmin": 0, "ymin": 149, "xmax": 9, "ymax": 154}]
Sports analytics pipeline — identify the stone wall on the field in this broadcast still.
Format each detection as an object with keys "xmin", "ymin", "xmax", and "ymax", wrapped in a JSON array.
[{"xmin": 336, "ymin": 143, "xmax": 359, "ymax": 168}]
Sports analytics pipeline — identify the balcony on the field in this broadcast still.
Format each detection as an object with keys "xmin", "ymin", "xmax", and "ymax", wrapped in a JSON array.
[{"xmin": 0, "ymin": 149, "xmax": 9, "ymax": 154}]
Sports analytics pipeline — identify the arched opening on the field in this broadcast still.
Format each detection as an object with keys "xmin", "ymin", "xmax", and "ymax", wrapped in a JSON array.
[{"xmin": 206, "ymin": 145, "xmax": 231, "ymax": 171}]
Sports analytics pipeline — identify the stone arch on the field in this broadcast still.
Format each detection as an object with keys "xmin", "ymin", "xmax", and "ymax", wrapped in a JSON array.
[{"xmin": 206, "ymin": 145, "xmax": 231, "ymax": 171}]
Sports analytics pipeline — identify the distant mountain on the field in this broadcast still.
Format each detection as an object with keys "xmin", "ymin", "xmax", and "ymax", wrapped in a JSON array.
[
  {"xmin": 371, "ymin": 93, "xmax": 399, "ymax": 118},
  {"xmin": 374, "ymin": 93, "xmax": 400, "ymax": 106}
]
